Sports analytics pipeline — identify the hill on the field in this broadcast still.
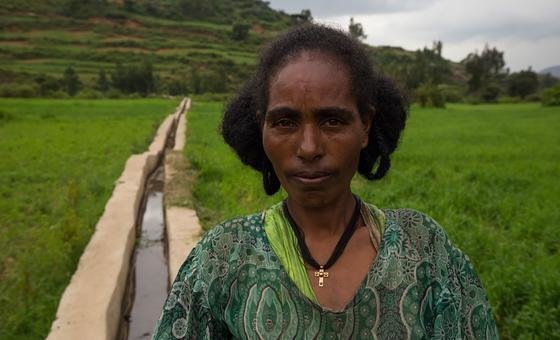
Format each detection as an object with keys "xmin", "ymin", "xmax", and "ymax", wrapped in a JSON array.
[
  {"xmin": 0, "ymin": 0, "xmax": 467, "ymax": 97},
  {"xmin": 0, "ymin": 0, "xmax": 293, "ymax": 96},
  {"xmin": 540, "ymin": 65, "xmax": 560, "ymax": 78}
]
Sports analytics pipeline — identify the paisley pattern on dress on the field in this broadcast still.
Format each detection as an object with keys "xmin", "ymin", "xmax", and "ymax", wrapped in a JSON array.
[{"xmin": 153, "ymin": 208, "xmax": 498, "ymax": 339}]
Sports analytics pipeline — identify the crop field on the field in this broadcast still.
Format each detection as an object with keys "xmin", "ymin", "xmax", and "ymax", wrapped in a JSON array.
[
  {"xmin": 184, "ymin": 101, "xmax": 560, "ymax": 339},
  {"xmin": 0, "ymin": 98, "xmax": 177, "ymax": 338}
]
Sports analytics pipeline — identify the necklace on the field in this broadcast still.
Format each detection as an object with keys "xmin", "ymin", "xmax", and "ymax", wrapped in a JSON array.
[{"xmin": 282, "ymin": 196, "xmax": 361, "ymax": 287}]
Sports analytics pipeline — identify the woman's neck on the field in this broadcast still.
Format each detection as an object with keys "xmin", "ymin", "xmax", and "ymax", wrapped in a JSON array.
[{"xmin": 285, "ymin": 190, "xmax": 356, "ymax": 238}]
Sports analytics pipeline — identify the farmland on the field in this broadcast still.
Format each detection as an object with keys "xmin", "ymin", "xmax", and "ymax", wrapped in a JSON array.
[
  {"xmin": 0, "ymin": 98, "xmax": 177, "ymax": 338},
  {"xmin": 184, "ymin": 101, "xmax": 560, "ymax": 339}
]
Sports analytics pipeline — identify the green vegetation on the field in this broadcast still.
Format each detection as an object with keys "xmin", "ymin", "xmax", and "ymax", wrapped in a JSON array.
[
  {"xmin": 542, "ymin": 84, "xmax": 560, "ymax": 106},
  {"xmin": 0, "ymin": 98, "xmax": 177, "ymax": 338},
  {"xmin": 1, "ymin": 2, "xmax": 558, "ymax": 103},
  {"xmin": 0, "ymin": 0, "xmax": 292, "ymax": 98},
  {"xmin": 184, "ymin": 101, "xmax": 560, "ymax": 339}
]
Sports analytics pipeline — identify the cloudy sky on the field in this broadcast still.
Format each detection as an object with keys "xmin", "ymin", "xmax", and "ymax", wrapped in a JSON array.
[{"xmin": 267, "ymin": 0, "xmax": 560, "ymax": 72}]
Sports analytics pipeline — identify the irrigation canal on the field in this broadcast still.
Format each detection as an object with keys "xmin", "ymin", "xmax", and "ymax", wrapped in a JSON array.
[{"xmin": 123, "ymin": 114, "xmax": 179, "ymax": 339}]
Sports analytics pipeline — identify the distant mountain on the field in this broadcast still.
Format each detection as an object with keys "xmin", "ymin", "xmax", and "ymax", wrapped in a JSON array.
[{"xmin": 540, "ymin": 65, "xmax": 560, "ymax": 78}]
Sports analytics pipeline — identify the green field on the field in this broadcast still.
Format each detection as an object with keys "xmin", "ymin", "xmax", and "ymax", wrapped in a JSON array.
[
  {"xmin": 184, "ymin": 102, "xmax": 560, "ymax": 339},
  {"xmin": 0, "ymin": 98, "xmax": 177, "ymax": 338}
]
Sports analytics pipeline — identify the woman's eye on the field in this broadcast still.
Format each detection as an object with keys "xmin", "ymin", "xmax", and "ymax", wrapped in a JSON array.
[
  {"xmin": 324, "ymin": 118, "xmax": 343, "ymax": 127},
  {"xmin": 273, "ymin": 119, "xmax": 296, "ymax": 128}
]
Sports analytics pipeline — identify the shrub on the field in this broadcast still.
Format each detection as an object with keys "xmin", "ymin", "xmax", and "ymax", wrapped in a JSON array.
[
  {"xmin": 106, "ymin": 89, "xmax": 123, "ymax": 99},
  {"xmin": 525, "ymin": 93, "xmax": 541, "ymax": 102},
  {"xmin": 480, "ymin": 83, "xmax": 501, "ymax": 103},
  {"xmin": 541, "ymin": 85, "xmax": 560, "ymax": 106},
  {"xmin": 507, "ymin": 69, "xmax": 539, "ymax": 99},
  {"xmin": 438, "ymin": 84, "xmax": 465, "ymax": 103},
  {"xmin": 76, "ymin": 89, "xmax": 103, "ymax": 99},
  {"xmin": 49, "ymin": 90, "xmax": 69, "ymax": 99},
  {"xmin": 497, "ymin": 96, "xmax": 522, "ymax": 104},
  {"xmin": 0, "ymin": 84, "xmax": 37, "ymax": 98},
  {"xmin": 415, "ymin": 82, "xmax": 445, "ymax": 108},
  {"xmin": 231, "ymin": 22, "xmax": 250, "ymax": 41}
]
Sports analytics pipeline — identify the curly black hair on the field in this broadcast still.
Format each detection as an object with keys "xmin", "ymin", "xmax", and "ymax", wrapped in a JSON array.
[{"xmin": 221, "ymin": 23, "xmax": 409, "ymax": 195}]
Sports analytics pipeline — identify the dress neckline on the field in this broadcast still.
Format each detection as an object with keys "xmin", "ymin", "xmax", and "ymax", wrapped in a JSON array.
[{"xmin": 261, "ymin": 201, "xmax": 387, "ymax": 313}]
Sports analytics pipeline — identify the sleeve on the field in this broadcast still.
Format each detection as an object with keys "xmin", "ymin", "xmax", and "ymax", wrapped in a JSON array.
[
  {"xmin": 425, "ymin": 215, "xmax": 499, "ymax": 339},
  {"xmin": 152, "ymin": 240, "xmax": 230, "ymax": 339}
]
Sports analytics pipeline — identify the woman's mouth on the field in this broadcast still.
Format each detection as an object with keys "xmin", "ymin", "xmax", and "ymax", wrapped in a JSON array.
[{"xmin": 290, "ymin": 171, "xmax": 333, "ymax": 185}]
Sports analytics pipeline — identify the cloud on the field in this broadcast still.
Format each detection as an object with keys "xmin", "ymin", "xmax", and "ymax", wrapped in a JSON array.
[
  {"xmin": 284, "ymin": 0, "xmax": 560, "ymax": 70},
  {"xmin": 267, "ymin": 0, "xmax": 437, "ymax": 17}
]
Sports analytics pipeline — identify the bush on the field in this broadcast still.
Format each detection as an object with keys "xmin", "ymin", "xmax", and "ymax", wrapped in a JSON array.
[
  {"xmin": 191, "ymin": 92, "xmax": 231, "ymax": 102},
  {"xmin": 0, "ymin": 84, "xmax": 37, "ymax": 98},
  {"xmin": 497, "ymin": 96, "xmax": 522, "ymax": 104},
  {"xmin": 415, "ymin": 82, "xmax": 445, "ymax": 108},
  {"xmin": 76, "ymin": 89, "xmax": 103, "ymax": 99},
  {"xmin": 438, "ymin": 84, "xmax": 465, "ymax": 103},
  {"xmin": 525, "ymin": 93, "xmax": 541, "ymax": 102},
  {"xmin": 542, "ymin": 85, "xmax": 560, "ymax": 106},
  {"xmin": 480, "ymin": 83, "xmax": 501, "ymax": 103},
  {"xmin": 49, "ymin": 90, "xmax": 69, "ymax": 99},
  {"xmin": 231, "ymin": 22, "xmax": 250, "ymax": 41},
  {"xmin": 106, "ymin": 89, "xmax": 123, "ymax": 99}
]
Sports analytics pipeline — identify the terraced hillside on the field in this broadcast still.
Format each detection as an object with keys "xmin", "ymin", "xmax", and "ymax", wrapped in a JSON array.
[
  {"xmin": 0, "ymin": 0, "xmax": 293, "ymax": 94},
  {"xmin": 0, "ymin": 0, "xmax": 468, "ymax": 98}
]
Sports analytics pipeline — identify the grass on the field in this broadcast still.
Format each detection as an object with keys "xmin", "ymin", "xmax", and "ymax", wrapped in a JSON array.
[
  {"xmin": 183, "ymin": 102, "xmax": 560, "ymax": 339},
  {"xmin": 0, "ymin": 98, "xmax": 178, "ymax": 339}
]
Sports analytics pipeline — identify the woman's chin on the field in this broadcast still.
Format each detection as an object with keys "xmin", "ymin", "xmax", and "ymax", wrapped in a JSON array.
[{"xmin": 286, "ymin": 188, "xmax": 347, "ymax": 209}]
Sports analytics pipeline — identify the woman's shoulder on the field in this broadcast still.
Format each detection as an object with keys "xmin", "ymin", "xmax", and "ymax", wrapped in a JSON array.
[
  {"xmin": 193, "ymin": 212, "xmax": 266, "ymax": 258},
  {"xmin": 202, "ymin": 212, "xmax": 264, "ymax": 238},
  {"xmin": 378, "ymin": 207, "xmax": 461, "ymax": 261},
  {"xmin": 381, "ymin": 207, "xmax": 449, "ymax": 239}
]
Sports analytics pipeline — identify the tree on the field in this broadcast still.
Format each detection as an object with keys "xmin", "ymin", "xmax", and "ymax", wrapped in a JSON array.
[
  {"xmin": 123, "ymin": 0, "xmax": 134, "ymax": 11},
  {"xmin": 63, "ymin": 66, "xmax": 81, "ymax": 96},
  {"xmin": 300, "ymin": 9, "xmax": 312, "ymax": 22},
  {"xmin": 542, "ymin": 85, "xmax": 560, "ymax": 106},
  {"xmin": 35, "ymin": 74, "xmax": 61, "ymax": 96},
  {"xmin": 507, "ymin": 68, "xmax": 538, "ymax": 99},
  {"xmin": 191, "ymin": 68, "xmax": 202, "ymax": 94},
  {"xmin": 291, "ymin": 9, "xmax": 313, "ymax": 24},
  {"xmin": 95, "ymin": 69, "xmax": 109, "ymax": 93},
  {"xmin": 432, "ymin": 40, "xmax": 442, "ymax": 57},
  {"xmin": 463, "ymin": 45, "xmax": 506, "ymax": 93},
  {"xmin": 137, "ymin": 60, "xmax": 155, "ymax": 96},
  {"xmin": 404, "ymin": 42, "xmax": 451, "ymax": 89},
  {"xmin": 349, "ymin": 17, "xmax": 367, "ymax": 40},
  {"xmin": 60, "ymin": 0, "xmax": 107, "ymax": 18},
  {"xmin": 539, "ymin": 73, "xmax": 558, "ymax": 90},
  {"xmin": 179, "ymin": 0, "xmax": 214, "ymax": 18},
  {"xmin": 231, "ymin": 22, "xmax": 250, "ymax": 41},
  {"xmin": 110, "ymin": 61, "xmax": 155, "ymax": 96},
  {"xmin": 111, "ymin": 62, "xmax": 127, "ymax": 92}
]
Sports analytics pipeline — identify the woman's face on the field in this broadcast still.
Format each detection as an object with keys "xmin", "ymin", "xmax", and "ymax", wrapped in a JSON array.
[{"xmin": 262, "ymin": 51, "xmax": 371, "ymax": 207}]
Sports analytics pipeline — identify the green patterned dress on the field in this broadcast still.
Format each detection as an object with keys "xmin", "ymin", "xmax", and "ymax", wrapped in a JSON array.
[{"xmin": 153, "ymin": 204, "xmax": 498, "ymax": 339}]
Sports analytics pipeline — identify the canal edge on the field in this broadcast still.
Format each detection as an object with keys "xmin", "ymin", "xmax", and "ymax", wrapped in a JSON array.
[
  {"xmin": 47, "ymin": 97, "xmax": 189, "ymax": 340},
  {"xmin": 163, "ymin": 98, "xmax": 204, "ymax": 287}
]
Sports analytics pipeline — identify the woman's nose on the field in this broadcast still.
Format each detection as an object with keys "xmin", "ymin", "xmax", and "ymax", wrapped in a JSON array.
[{"xmin": 296, "ymin": 124, "xmax": 324, "ymax": 161}]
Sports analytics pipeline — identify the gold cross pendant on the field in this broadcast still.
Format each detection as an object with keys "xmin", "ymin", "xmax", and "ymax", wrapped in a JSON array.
[{"xmin": 314, "ymin": 266, "xmax": 329, "ymax": 287}]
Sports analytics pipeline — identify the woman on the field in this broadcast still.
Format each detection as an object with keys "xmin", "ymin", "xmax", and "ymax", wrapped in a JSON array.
[{"xmin": 154, "ymin": 24, "xmax": 498, "ymax": 339}]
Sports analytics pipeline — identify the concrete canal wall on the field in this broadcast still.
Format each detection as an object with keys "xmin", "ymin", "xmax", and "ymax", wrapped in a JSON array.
[{"xmin": 48, "ymin": 98, "xmax": 190, "ymax": 340}]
